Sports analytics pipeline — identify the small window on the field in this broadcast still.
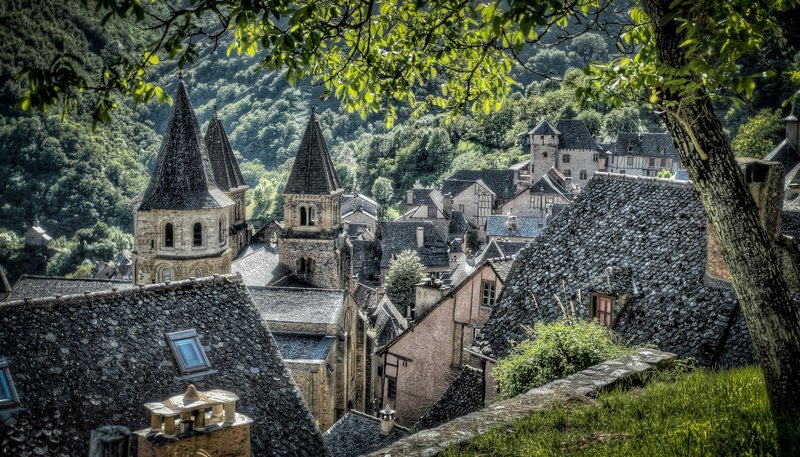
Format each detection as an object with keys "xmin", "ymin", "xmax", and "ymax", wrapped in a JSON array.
[
  {"xmin": 592, "ymin": 153, "xmax": 599, "ymax": 162},
  {"xmin": 542, "ymin": 151, "xmax": 548, "ymax": 158},
  {"xmin": 563, "ymin": 169, "xmax": 572, "ymax": 177},
  {"xmin": 309, "ymin": 206, "xmax": 316, "ymax": 226},
  {"xmin": 193, "ymin": 223, "xmax": 203, "ymax": 247},
  {"xmin": 459, "ymin": 204, "xmax": 465, "ymax": 212},
  {"xmin": 428, "ymin": 205, "xmax": 437, "ymax": 219},
  {"xmin": 300, "ymin": 207, "xmax": 307, "ymax": 225},
  {"xmin": 561, "ymin": 154, "xmax": 571, "ymax": 163},
  {"xmin": 658, "ymin": 145, "xmax": 666, "ymax": 155},
  {"xmin": 164, "ymin": 223, "xmax": 174, "ymax": 248},
  {"xmin": 161, "ymin": 268, "xmax": 173, "ymax": 283},
  {"xmin": 377, "ymin": 365, "xmax": 383, "ymax": 377},
  {"xmin": 387, "ymin": 377, "xmax": 397, "ymax": 400},
  {"xmin": 545, "ymin": 196, "xmax": 554, "ymax": 204},
  {"xmin": 627, "ymin": 145, "xmax": 634, "ymax": 153},
  {"xmin": 195, "ymin": 267, "xmax": 205, "ymax": 277},
  {"xmin": 167, "ymin": 330, "xmax": 211, "ymax": 375},
  {"xmin": 580, "ymin": 170, "xmax": 587, "ymax": 180},
  {"xmin": 660, "ymin": 158, "xmax": 667, "ymax": 168},
  {"xmin": 620, "ymin": 170, "xmax": 626, "ymax": 175},
  {"xmin": 0, "ymin": 359, "xmax": 20, "ymax": 409},
  {"xmin": 481, "ymin": 280, "xmax": 497, "ymax": 306},
  {"xmin": 592, "ymin": 295, "xmax": 614, "ymax": 327},
  {"xmin": 218, "ymin": 218, "xmax": 225, "ymax": 243},
  {"xmin": 627, "ymin": 156, "xmax": 634, "ymax": 166},
  {"xmin": 648, "ymin": 157, "xmax": 656, "ymax": 168}
]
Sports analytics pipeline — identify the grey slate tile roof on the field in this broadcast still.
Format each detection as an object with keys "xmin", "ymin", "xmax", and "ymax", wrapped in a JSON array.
[
  {"xmin": 444, "ymin": 170, "xmax": 517, "ymax": 200},
  {"xmin": 406, "ymin": 188, "xmax": 443, "ymax": 208},
  {"xmin": 343, "ymin": 193, "xmax": 380, "ymax": 217},
  {"xmin": 249, "ymin": 286, "xmax": 345, "ymax": 326},
  {"xmin": 764, "ymin": 139, "xmax": 799, "ymax": 187},
  {"xmin": 414, "ymin": 366, "xmax": 484, "ymax": 430},
  {"xmin": 204, "ymin": 110, "xmax": 247, "ymax": 192},
  {"xmin": 353, "ymin": 283, "xmax": 378, "ymax": 312},
  {"xmin": 489, "ymin": 257, "xmax": 516, "ymax": 282},
  {"xmin": 447, "ymin": 210, "xmax": 475, "ymax": 240},
  {"xmin": 474, "ymin": 240, "xmax": 504, "ymax": 266},
  {"xmin": 442, "ymin": 255, "xmax": 476, "ymax": 287},
  {"xmin": 285, "ymin": 112, "xmax": 341, "ymax": 195},
  {"xmin": 371, "ymin": 297, "xmax": 408, "ymax": 348},
  {"xmin": 351, "ymin": 239, "xmax": 382, "ymax": 282},
  {"xmin": 0, "ymin": 275, "xmax": 327, "ymax": 456},
  {"xmin": 231, "ymin": 245, "xmax": 289, "ymax": 287},
  {"xmin": 273, "ymin": 332, "xmax": 336, "ymax": 362},
  {"xmin": 379, "ymin": 221, "xmax": 449, "ymax": 269},
  {"xmin": 472, "ymin": 173, "xmax": 757, "ymax": 367},
  {"xmin": 530, "ymin": 170, "xmax": 573, "ymax": 199},
  {"xmin": 554, "ymin": 119, "xmax": 603, "ymax": 151},
  {"xmin": 485, "ymin": 215, "xmax": 546, "ymax": 239},
  {"xmin": 6, "ymin": 275, "xmax": 132, "ymax": 301},
  {"xmin": 672, "ymin": 169, "xmax": 691, "ymax": 181},
  {"xmin": 528, "ymin": 119, "xmax": 560, "ymax": 136},
  {"xmin": 611, "ymin": 132, "xmax": 680, "ymax": 159},
  {"xmin": 494, "ymin": 241, "xmax": 528, "ymax": 259},
  {"xmin": 323, "ymin": 410, "xmax": 410, "ymax": 457},
  {"xmin": 138, "ymin": 81, "xmax": 234, "ymax": 210}
]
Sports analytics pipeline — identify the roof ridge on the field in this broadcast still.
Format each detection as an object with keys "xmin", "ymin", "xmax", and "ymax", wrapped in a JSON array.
[
  {"xmin": 1, "ymin": 273, "xmax": 243, "ymax": 310},
  {"xmin": 15, "ymin": 274, "xmax": 131, "ymax": 284},
  {"xmin": 592, "ymin": 172, "xmax": 695, "ymax": 189},
  {"xmin": 249, "ymin": 285, "xmax": 345, "ymax": 293}
]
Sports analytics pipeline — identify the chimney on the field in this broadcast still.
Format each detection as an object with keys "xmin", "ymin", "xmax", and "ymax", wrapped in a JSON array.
[
  {"xmin": 506, "ymin": 215, "xmax": 518, "ymax": 235},
  {"xmin": 416, "ymin": 226, "xmax": 425, "ymax": 248},
  {"xmin": 443, "ymin": 193, "xmax": 453, "ymax": 218},
  {"xmin": 406, "ymin": 190, "xmax": 414, "ymax": 205},
  {"xmin": 379, "ymin": 406, "xmax": 396, "ymax": 436},
  {"xmin": 785, "ymin": 97, "xmax": 799, "ymax": 151},
  {"xmin": 706, "ymin": 159, "xmax": 787, "ymax": 283},
  {"xmin": 414, "ymin": 278, "xmax": 451, "ymax": 319},
  {"xmin": 375, "ymin": 286, "xmax": 386, "ymax": 304},
  {"xmin": 135, "ymin": 385, "xmax": 251, "ymax": 457}
]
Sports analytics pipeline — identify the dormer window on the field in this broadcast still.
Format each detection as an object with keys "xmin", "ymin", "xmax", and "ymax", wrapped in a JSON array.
[
  {"xmin": 590, "ymin": 294, "xmax": 614, "ymax": 327},
  {"xmin": 164, "ymin": 223, "xmax": 174, "ymax": 248},
  {"xmin": 193, "ymin": 223, "xmax": 203, "ymax": 247},
  {"xmin": 167, "ymin": 330, "xmax": 211, "ymax": 375},
  {"xmin": 481, "ymin": 280, "xmax": 497, "ymax": 306},
  {"xmin": 0, "ymin": 359, "xmax": 20, "ymax": 409}
]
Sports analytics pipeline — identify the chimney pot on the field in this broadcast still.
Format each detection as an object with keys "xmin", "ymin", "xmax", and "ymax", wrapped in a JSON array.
[
  {"xmin": 416, "ymin": 226, "xmax": 425, "ymax": 248},
  {"xmin": 379, "ymin": 405, "xmax": 396, "ymax": 436}
]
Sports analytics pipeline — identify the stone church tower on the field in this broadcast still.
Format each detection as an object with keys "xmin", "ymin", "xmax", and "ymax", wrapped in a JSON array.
[
  {"xmin": 279, "ymin": 111, "xmax": 347, "ymax": 289},
  {"xmin": 204, "ymin": 108, "xmax": 250, "ymax": 256},
  {"xmin": 133, "ymin": 81, "xmax": 235, "ymax": 285}
]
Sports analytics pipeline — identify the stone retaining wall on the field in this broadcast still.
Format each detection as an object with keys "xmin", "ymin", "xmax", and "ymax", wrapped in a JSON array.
[{"xmin": 368, "ymin": 348, "xmax": 676, "ymax": 457}]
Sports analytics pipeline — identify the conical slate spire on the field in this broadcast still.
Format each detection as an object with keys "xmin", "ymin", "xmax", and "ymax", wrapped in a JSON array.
[
  {"xmin": 138, "ymin": 81, "xmax": 233, "ymax": 211},
  {"xmin": 204, "ymin": 109, "xmax": 247, "ymax": 192},
  {"xmin": 284, "ymin": 110, "xmax": 341, "ymax": 195}
]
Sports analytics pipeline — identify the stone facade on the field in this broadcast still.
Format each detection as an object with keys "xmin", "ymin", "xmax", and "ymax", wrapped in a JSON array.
[
  {"xmin": 524, "ymin": 119, "xmax": 604, "ymax": 189},
  {"xmin": 278, "ymin": 236, "xmax": 344, "ymax": 289},
  {"xmin": 134, "ymin": 208, "xmax": 233, "ymax": 284},
  {"xmin": 227, "ymin": 188, "xmax": 250, "ymax": 255}
]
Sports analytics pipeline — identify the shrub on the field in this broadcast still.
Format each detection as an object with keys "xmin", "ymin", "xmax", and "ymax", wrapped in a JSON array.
[{"xmin": 494, "ymin": 319, "xmax": 630, "ymax": 398}]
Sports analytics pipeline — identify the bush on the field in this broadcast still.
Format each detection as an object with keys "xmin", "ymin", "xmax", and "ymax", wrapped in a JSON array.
[
  {"xmin": 494, "ymin": 319, "xmax": 630, "ymax": 398},
  {"xmin": 384, "ymin": 249, "xmax": 427, "ymax": 316}
]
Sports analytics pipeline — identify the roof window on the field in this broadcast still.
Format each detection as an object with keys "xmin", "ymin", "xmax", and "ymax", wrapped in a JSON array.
[
  {"xmin": 167, "ymin": 330, "xmax": 211, "ymax": 375},
  {"xmin": 0, "ymin": 359, "xmax": 20, "ymax": 409}
]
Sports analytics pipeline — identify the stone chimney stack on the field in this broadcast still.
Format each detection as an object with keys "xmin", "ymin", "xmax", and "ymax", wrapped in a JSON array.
[
  {"xmin": 706, "ymin": 159, "xmax": 788, "ymax": 283},
  {"xmin": 379, "ymin": 406, "xmax": 396, "ymax": 436},
  {"xmin": 406, "ymin": 190, "xmax": 414, "ymax": 205},
  {"xmin": 414, "ymin": 278, "xmax": 450, "ymax": 320},
  {"xmin": 136, "ymin": 385, "xmax": 251, "ymax": 457},
  {"xmin": 416, "ymin": 226, "xmax": 424, "ymax": 248},
  {"xmin": 785, "ymin": 98, "xmax": 799, "ymax": 151}
]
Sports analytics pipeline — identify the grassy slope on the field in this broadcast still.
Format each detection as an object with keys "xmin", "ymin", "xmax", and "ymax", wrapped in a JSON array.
[{"xmin": 446, "ymin": 367, "xmax": 777, "ymax": 456}]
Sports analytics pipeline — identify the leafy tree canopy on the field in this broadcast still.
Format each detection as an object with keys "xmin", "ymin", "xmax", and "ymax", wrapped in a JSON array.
[{"xmin": 384, "ymin": 249, "xmax": 427, "ymax": 316}]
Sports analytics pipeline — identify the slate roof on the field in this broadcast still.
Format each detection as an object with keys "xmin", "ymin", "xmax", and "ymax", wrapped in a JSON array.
[
  {"xmin": 672, "ymin": 169, "xmax": 691, "ymax": 181},
  {"xmin": 414, "ymin": 366, "xmax": 484, "ymax": 430},
  {"xmin": 448, "ymin": 210, "xmax": 475, "ymax": 240},
  {"xmin": 343, "ymin": 193, "xmax": 380, "ymax": 217},
  {"xmin": 351, "ymin": 239, "xmax": 382, "ymax": 282},
  {"xmin": 554, "ymin": 119, "xmax": 603, "ymax": 151},
  {"xmin": 323, "ymin": 410, "xmax": 410, "ymax": 457},
  {"xmin": 371, "ymin": 296, "xmax": 408, "ymax": 348},
  {"xmin": 5, "ymin": 275, "xmax": 132, "ymax": 301},
  {"xmin": 489, "ymin": 257, "xmax": 516, "ymax": 282},
  {"xmin": 471, "ymin": 173, "xmax": 754, "ymax": 366},
  {"xmin": 442, "ymin": 256, "xmax": 476, "ymax": 287},
  {"xmin": 444, "ymin": 170, "xmax": 517, "ymax": 200},
  {"xmin": 204, "ymin": 110, "xmax": 247, "ymax": 192},
  {"xmin": 528, "ymin": 119, "xmax": 560, "ymax": 136},
  {"xmin": 138, "ymin": 81, "xmax": 233, "ymax": 211},
  {"xmin": 405, "ymin": 188, "xmax": 443, "ymax": 208},
  {"xmin": 474, "ymin": 240, "xmax": 504, "ymax": 266},
  {"xmin": 0, "ymin": 275, "xmax": 327, "ymax": 456},
  {"xmin": 611, "ymin": 132, "xmax": 680, "ymax": 159},
  {"xmin": 530, "ymin": 170, "xmax": 573, "ymax": 199},
  {"xmin": 248, "ymin": 287, "xmax": 345, "ymax": 327},
  {"xmin": 273, "ymin": 332, "xmax": 336, "ymax": 362},
  {"xmin": 379, "ymin": 221, "xmax": 449, "ymax": 269},
  {"xmin": 231, "ymin": 246, "xmax": 289, "ymax": 287},
  {"xmin": 285, "ymin": 112, "xmax": 341, "ymax": 195},
  {"xmin": 485, "ymin": 215, "xmax": 546, "ymax": 239},
  {"xmin": 471, "ymin": 173, "xmax": 757, "ymax": 367},
  {"xmin": 494, "ymin": 241, "xmax": 529, "ymax": 258}
]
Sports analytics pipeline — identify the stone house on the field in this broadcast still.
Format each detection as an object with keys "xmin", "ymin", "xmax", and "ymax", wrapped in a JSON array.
[
  {"xmin": 374, "ymin": 259, "xmax": 513, "ymax": 425},
  {"xmin": 132, "ymin": 82, "xmax": 236, "ymax": 285},
  {"xmin": 23, "ymin": 218, "xmax": 52, "ymax": 247},
  {"xmin": 522, "ymin": 119, "xmax": 604, "ymax": 189},
  {"xmin": 442, "ymin": 170, "xmax": 517, "ymax": 231},
  {"xmin": 468, "ymin": 163, "xmax": 800, "ymax": 406},
  {"xmin": 0, "ymin": 274, "xmax": 327, "ymax": 456},
  {"xmin": 606, "ymin": 132, "xmax": 683, "ymax": 177},
  {"xmin": 247, "ymin": 286, "xmax": 363, "ymax": 431},
  {"xmin": 501, "ymin": 167, "xmax": 574, "ymax": 218},
  {"xmin": 400, "ymin": 188, "xmax": 445, "ymax": 217},
  {"xmin": 379, "ymin": 221, "xmax": 450, "ymax": 279},
  {"xmin": 342, "ymin": 192, "xmax": 381, "ymax": 233}
]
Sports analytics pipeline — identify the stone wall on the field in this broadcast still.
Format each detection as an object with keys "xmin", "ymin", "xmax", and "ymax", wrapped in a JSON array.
[
  {"xmin": 278, "ymin": 237, "xmax": 342, "ymax": 289},
  {"xmin": 136, "ymin": 416, "xmax": 251, "ymax": 457},
  {"xmin": 368, "ymin": 348, "xmax": 676, "ymax": 457}
]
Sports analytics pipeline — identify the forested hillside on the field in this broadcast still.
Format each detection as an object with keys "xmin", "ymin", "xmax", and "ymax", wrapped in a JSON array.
[{"xmin": 0, "ymin": 0, "xmax": 796, "ymax": 281}]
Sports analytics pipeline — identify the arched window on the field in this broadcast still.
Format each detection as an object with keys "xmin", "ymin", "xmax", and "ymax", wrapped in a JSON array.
[
  {"xmin": 300, "ymin": 207, "xmax": 307, "ymax": 226},
  {"xmin": 161, "ymin": 268, "xmax": 173, "ymax": 282},
  {"xmin": 195, "ymin": 266, "xmax": 205, "ymax": 277},
  {"xmin": 218, "ymin": 217, "xmax": 225, "ymax": 244},
  {"xmin": 309, "ymin": 206, "xmax": 316, "ymax": 226},
  {"xmin": 193, "ymin": 223, "xmax": 203, "ymax": 247},
  {"xmin": 306, "ymin": 258, "xmax": 314, "ymax": 273},
  {"xmin": 164, "ymin": 223, "xmax": 174, "ymax": 248},
  {"xmin": 299, "ymin": 258, "xmax": 306, "ymax": 273}
]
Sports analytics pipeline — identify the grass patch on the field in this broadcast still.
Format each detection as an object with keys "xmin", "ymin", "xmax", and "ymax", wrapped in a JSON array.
[{"xmin": 444, "ymin": 366, "xmax": 777, "ymax": 456}]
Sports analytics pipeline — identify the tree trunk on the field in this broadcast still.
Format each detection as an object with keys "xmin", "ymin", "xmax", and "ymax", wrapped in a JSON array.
[{"xmin": 642, "ymin": 0, "xmax": 800, "ymax": 452}]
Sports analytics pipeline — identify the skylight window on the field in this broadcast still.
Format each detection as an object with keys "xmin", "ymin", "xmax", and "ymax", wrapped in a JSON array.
[
  {"xmin": 167, "ymin": 330, "xmax": 211, "ymax": 375},
  {"xmin": 0, "ymin": 359, "xmax": 19, "ymax": 408}
]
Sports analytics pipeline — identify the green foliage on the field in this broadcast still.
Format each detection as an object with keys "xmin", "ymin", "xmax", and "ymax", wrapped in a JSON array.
[
  {"xmin": 65, "ymin": 262, "xmax": 93, "ymax": 279},
  {"xmin": 44, "ymin": 222, "xmax": 132, "ymax": 277},
  {"xmin": 568, "ymin": 34, "xmax": 609, "ymax": 68},
  {"xmin": 371, "ymin": 177, "xmax": 394, "ymax": 210},
  {"xmin": 576, "ymin": 109, "xmax": 603, "ymax": 136},
  {"xmin": 494, "ymin": 319, "xmax": 630, "ymax": 398},
  {"xmin": 384, "ymin": 250, "xmax": 427, "ymax": 316},
  {"xmin": 656, "ymin": 168, "xmax": 673, "ymax": 179},
  {"xmin": 601, "ymin": 107, "xmax": 642, "ymax": 141},
  {"xmin": 445, "ymin": 366, "xmax": 777, "ymax": 456},
  {"xmin": 732, "ymin": 109, "xmax": 784, "ymax": 158}
]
